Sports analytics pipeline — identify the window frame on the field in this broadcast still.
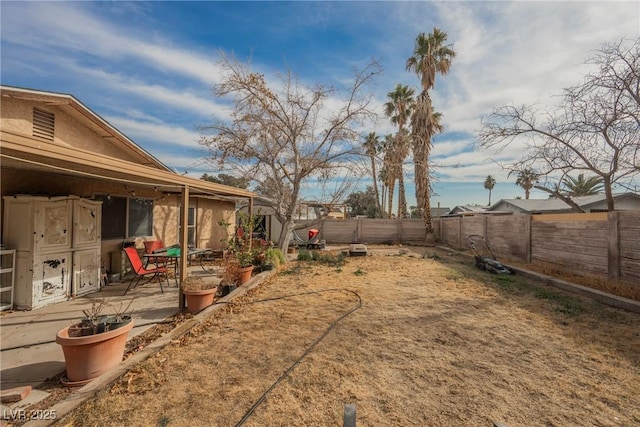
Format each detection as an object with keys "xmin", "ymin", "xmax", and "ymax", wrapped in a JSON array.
[{"xmin": 95, "ymin": 194, "xmax": 154, "ymax": 240}]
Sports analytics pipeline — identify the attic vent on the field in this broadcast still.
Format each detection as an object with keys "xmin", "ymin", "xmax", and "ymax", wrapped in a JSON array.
[{"xmin": 33, "ymin": 108, "xmax": 55, "ymax": 141}]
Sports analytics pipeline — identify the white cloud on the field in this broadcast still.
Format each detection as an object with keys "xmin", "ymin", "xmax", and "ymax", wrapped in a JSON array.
[
  {"xmin": 2, "ymin": 1, "xmax": 638, "ymax": 207},
  {"xmin": 105, "ymin": 116, "xmax": 202, "ymax": 149}
]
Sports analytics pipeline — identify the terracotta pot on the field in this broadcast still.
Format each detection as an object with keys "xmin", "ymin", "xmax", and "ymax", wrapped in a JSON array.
[
  {"xmin": 237, "ymin": 265, "xmax": 254, "ymax": 285},
  {"xmin": 184, "ymin": 288, "xmax": 217, "ymax": 314},
  {"xmin": 56, "ymin": 319, "xmax": 134, "ymax": 384}
]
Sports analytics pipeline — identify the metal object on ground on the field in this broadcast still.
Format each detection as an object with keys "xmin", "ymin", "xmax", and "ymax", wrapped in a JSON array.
[
  {"xmin": 343, "ymin": 403, "xmax": 356, "ymax": 427},
  {"xmin": 348, "ymin": 244, "xmax": 368, "ymax": 257},
  {"xmin": 468, "ymin": 235, "xmax": 514, "ymax": 275}
]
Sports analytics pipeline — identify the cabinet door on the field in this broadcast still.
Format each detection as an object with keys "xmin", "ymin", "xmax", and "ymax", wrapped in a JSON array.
[
  {"xmin": 35, "ymin": 200, "xmax": 72, "ymax": 252},
  {"xmin": 73, "ymin": 249, "xmax": 101, "ymax": 296},
  {"xmin": 33, "ymin": 252, "xmax": 71, "ymax": 307},
  {"xmin": 73, "ymin": 199, "xmax": 102, "ymax": 248}
]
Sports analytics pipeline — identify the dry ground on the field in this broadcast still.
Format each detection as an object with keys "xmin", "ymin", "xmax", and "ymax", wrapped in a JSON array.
[{"xmin": 53, "ymin": 247, "xmax": 638, "ymax": 426}]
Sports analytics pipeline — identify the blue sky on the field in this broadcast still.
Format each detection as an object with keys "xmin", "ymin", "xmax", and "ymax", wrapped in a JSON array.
[{"xmin": 2, "ymin": 1, "xmax": 638, "ymax": 209}]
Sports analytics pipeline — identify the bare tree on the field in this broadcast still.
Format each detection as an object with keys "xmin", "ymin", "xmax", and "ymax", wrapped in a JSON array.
[
  {"xmin": 200, "ymin": 54, "xmax": 381, "ymax": 250},
  {"xmin": 478, "ymin": 39, "xmax": 640, "ymax": 211}
]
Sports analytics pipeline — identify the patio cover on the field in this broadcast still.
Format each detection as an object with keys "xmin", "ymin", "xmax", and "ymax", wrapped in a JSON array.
[
  {"xmin": 2, "ymin": 130, "xmax": 255, "ymax": 311},
  {"xmin": 1, "ymin": 129, "xmax": 254, "ymax": 200}
]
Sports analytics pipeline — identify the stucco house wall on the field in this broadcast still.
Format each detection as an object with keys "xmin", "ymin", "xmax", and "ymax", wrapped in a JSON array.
[
  {"xmin": 1, "ymin": 97, "xmax": 148, "ymax": 163},
  {"xmin": 1, "ymin": 86, "xmax": 252, "ymax": 282}
]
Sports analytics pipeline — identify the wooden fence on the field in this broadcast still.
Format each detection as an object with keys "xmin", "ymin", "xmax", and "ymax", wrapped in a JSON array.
[{"xmin": 295, "ymin": 211, "xmax": 640, "ymax": 287}]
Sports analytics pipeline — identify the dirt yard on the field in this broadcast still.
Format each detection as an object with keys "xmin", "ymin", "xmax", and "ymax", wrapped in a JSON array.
[{"xmin": 55, "ymin": 247, "xmax": 639, "ymax": 426}]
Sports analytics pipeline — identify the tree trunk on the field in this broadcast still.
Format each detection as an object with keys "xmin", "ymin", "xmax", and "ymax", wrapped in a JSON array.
[
  {"xmin": 397, "ymin": 170, "xmax": 408, "ymax": 218},
  {"xmin": 277, "ymin": 216, "xmax": 295, "ymax": 252},
  {"xmin": 603, "ymin": 175, "xmax": 615, "ymax": 211},
  {"xmin": 381, "ymin": 182, "xmax": 387, "ymax": 218},
  {"xmin": 371, "ymin": 157, "xmax": 381, "ymax": 216},
  {"xmin": 387, "ymin": 178, "xmax": 395, "ymax": 219},
  {"xmin": 423, "ymin": 162, "xmax": 434, "ymax": 236}
]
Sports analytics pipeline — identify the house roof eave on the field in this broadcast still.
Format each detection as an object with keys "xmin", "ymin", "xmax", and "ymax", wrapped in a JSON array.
[{"xmin": 1, "ymin": 130, "xmax": 254, "ymax": 199}]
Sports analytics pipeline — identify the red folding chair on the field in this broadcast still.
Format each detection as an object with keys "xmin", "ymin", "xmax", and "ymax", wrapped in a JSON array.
[
  {"xmin": 122, "ymin": 247, "xmax": 169, "ymax": 295},
  {"xmin": 143, "ymin": 240, "xmax": 174, "ymax": 268}
]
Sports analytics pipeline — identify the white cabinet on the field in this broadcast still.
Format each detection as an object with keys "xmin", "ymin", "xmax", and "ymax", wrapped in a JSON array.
[
  {"xmin": 73, "ymin": 198, "xmax": 102, "ymax": 248},
  {"xmin": 2, "ymin": 196, "xmax": 102, "ymax": 310},
  {"xmin": 35, "ymin": 199, "xmax": 73, "ymax": 253},
  {"xmin": 0, "ymin": 249, "xmax": 16, "ymax": 311},
  {"xmin": 33, "ymin": 252, "xmax": 72, "ymax": 305},
  {"xmin": 73, "ymin": 249, "xmax": 101, "ymax": 297}
]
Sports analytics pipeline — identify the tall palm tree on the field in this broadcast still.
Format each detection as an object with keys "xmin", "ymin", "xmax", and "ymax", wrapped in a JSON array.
[
  {"xmin": 510, "ymin": 168, "xmax": 539, "ymax": 199},
  {"xmin": 384, "ymin": 84, "xmax": 415, "ymax": 218},
  {"xmin": 562, "ymin": 173, "xmax": 604, "ymax": 196},
  {"xmin": 406, "ymin": 28, "xmax": 455, "ymax": 241},
  {"xmin": 382, "ymin": 134, "xmax": 397, "ymax": 218},
  {"xmin": 484, "ymin": 175, "xmax": 496, "ymax": 205},
  {"xmin": 378, "ymin": 167, "xmax": 388, "ymax": 218},
  {"xmin": 363, "ymin": 132, "xmax": 382, "ymax": 216}
]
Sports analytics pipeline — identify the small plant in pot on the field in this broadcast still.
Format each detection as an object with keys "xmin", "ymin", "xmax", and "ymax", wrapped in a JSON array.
[
  {"xmin": 219, "ymin": 211, "xmax": 261, "ymax": 285},
  {"xmin": 182, "ymin": 277, "xmax": 217, "ymax": 314},
  {"xmin": 55, "ymin": 298, "xmax": 135, "ymax": 386},
  {"xmin": 264, "ymin": 246, "xmax": 286, "ymax": 271},
  {"xmin": 255, "ymin": 245, "xmax": 285, "ymax": 272},
  {"xmin": 216, "ymin": 261, "xmax": 240, "ymax": 297},
  {"xmin": 69, "ymin": 298, "xmax": 134, "ymax": 337}
]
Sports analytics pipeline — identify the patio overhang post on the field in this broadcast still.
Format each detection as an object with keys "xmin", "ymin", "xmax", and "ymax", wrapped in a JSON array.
[
  {"xmin": 179, "ymin": 185, "xmax": 190, "ymax": 310},
  {"xmin": 248, "ymin": 197, "xmax": 254, "ymax": 249}
]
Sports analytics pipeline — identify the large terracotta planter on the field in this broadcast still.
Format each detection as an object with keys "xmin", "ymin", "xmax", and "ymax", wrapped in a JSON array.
[
  {"xmin": 184, "ymin": 288, "xmax": 217, "ymax": 314},
  {"xmin": 56, "ymin": 319, "xmax": 134, "ymax": 385},
  {"xmin": 237, "ymin": 265, "xmax": 254, "ymax": 285}
]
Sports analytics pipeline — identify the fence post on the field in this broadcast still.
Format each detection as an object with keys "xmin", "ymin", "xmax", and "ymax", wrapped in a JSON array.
[
  {"xmin": 608, "ymin": 211, "xmax": 620, "ymax": 282},
  {"xmin": 525, "ymin": 214, "xmax": 532, "ymax": 263},
  {"xmin": 483, "ymin": 215, "xmax": 488, "ymax": 240},
  {"xmin": 458, "ymin": 216, "xmax": 463, "ymax": 249},
  {"xmin": 397, "ymin": 219, "xmax": 403, "ymax": 245}
]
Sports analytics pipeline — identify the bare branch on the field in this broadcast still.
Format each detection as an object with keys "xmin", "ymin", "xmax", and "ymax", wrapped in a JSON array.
[
  {"xmin": 477, "ymin": 39, "xmax": 640, "ymax": 211},
  {"xmin": 199, "ymin": 55, "xmax": 381, "ymax": 249}
]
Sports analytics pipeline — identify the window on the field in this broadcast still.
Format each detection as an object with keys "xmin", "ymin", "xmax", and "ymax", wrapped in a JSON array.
[
  {"xmin": 97, "ymin": 195, "xmax": 126, "ymax": 239},
  {"xmin": 128, "ymin": 198, "xmax": 153, "ymax": 236},
  {"xmin": 95, "ymin": 195, "xmax": 153, "ymax": 239},
  {"xmin": 179, "ymin": 206, "xmax": 196, "ymax": 247}
]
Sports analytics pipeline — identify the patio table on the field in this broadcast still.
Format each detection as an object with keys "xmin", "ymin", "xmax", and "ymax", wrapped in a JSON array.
[{"xmin": 143, "ymin": 247, "xmax": 213, "ymax": 287}]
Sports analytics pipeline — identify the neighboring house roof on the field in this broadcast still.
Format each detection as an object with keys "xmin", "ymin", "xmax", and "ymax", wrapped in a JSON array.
[
  {"xmin": 0, "ymin": 85, "xmax": 254, "ymax": 200},
  {"xmin": 431, "ymin": 207, "xmax": 451, "ymax": 217},
  {"xmin": 487, "ymin": 193, "xmax": 639, "ymax": 213},
  {"xmin": 446, "ymin": 204, "xmax": 489, "ymax": 215}
]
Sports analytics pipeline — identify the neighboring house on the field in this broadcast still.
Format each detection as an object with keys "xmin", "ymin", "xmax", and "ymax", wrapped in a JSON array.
[
  {"xmin": 1, "ymin": 85, "xmax": 254, "ymax": 309},
  {"xmin": 487, "ymin": 193, "xmax": 640, "ymax": 215},
  {"xmin": 445, "ymin": 204, "xmax": 492, "ymax": 217},
  {"xmin": 237, "ymin": 196, "xmax": 282, "ymax": 243},
  {"xmin": 430, "ymin": 207, "xmax": 451, "ymax": 218}
]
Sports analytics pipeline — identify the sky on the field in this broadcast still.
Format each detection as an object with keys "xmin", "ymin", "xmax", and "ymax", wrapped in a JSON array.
[{"xmin": 1, "ymin": 1, "xmax": 639, "ymax": 210}]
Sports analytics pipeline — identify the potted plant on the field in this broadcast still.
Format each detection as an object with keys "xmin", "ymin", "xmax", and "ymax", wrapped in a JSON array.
[
  {"xmin": 55, "ymin": 298, "xmax": 135, "ymax": 386},
  {"xmin": 264, "ymin": 246, "xmax": 286, "ymax": 271},
  {"xmin": 216, "ymin": 261, "xmax": 240, "ymax": 297},
  {"xmin": 182, "ymin": 277, "xmax": 217, "ymax": 314},
  {"xmin": 218, "ymin": 211, "xmax": 260, "ymax": 285},
  {"xmin": 256, "ymin": 245, "xmax": 285, "ymax": 272}
]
